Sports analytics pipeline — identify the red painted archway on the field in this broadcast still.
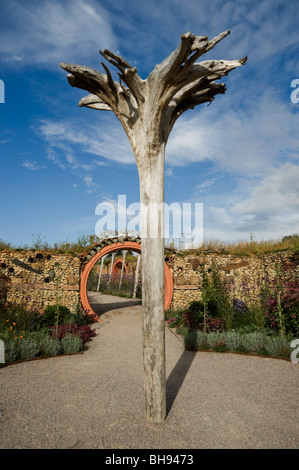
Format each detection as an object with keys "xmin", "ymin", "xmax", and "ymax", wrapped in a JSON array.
[{"xmin": 80, "ymin": 241, "xmax": 173, "ymax": 319}]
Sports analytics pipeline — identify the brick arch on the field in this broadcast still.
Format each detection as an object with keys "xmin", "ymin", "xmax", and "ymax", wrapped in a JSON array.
[{"xmin": 80, "ymin": 241, "xmax": 173, "ymax": 319}]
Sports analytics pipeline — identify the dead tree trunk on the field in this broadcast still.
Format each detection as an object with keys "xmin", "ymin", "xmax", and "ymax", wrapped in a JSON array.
[
  {"xmin": 138, "ymin": 152, "xmax": 166, "ymax": 420},
  {"xmin": 61, "ymin": 30, "xmax": 246, "ymax": 422}
]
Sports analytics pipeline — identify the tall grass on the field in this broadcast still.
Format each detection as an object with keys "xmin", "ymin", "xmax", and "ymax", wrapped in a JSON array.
[
  {"xmin": 0, "ymin": 234, "xmax": 100, "ymax": 254},
  {"xmin": 182, "ymin": 234, "xmax": 299, "ymax": 256},
  {"xmin": 1, "ymin": 234, "xmax": 298, "ymax": 255}
]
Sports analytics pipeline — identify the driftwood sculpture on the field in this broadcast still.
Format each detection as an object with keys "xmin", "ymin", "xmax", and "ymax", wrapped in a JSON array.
[{"xmin": 61, "ymin": 31, "xmax": 247, "ymax": 423}]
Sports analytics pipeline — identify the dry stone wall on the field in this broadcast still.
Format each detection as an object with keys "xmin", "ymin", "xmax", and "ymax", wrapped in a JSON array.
[
  {"xmin": 0, "ymin": 251, "xmax": 81, "ymax": 313},
  {"xmin": 1, "ymin": 248, "xmax": 298, "ymax": 314},
  {"xmin": 170, "ymin": 251, "xmax": 299, "ymax": 310}
]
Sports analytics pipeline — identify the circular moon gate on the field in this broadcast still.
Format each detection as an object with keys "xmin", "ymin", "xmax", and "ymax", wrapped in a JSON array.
[{"xmin": 80, "ymin": 241, "xmax": 173, "ymax": 319}]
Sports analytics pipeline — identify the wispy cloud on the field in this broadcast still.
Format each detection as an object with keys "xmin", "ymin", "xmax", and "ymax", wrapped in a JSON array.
[
  {"xmin": 196, "ymin": 178, "xmax": 216, "ymax": 194},
  {"xmin": 22, "ymin": 160, "xmax": 42, "ymax": 171},
  {"xmin": 37, "ymin": 117, "xmax": 134, "ymax": 166},
  {"xmin": 36, "ymin": 117, "xmax": 133, "ymax": 192},
  {"xmin": 165, "ymin": 168, "xmax": 173, "ymax": 177},
  {"xmin": 2, "ymin": 0, "xmax": 297, "ymax": 76},
  {"xmin": 202, "ymin": 163, "xmax": 299, "ymax": 241},
  {"xmin": 8, "ymin": 0, "xmax": 297, "ymax": 243},
  {"xmin": 83, "ymin": 175, "xmax": 101, "ymax": 194},
  {"xmin": 166, "ymin": 88, "xmax": 297, "ymax": 178},
  {"xmin": 232, "ymin": 163, "xmax": 299, "ymax": 219},
  {"xmin": 0, "ymin": 0, "xmax": 117, "ymax": 68}
]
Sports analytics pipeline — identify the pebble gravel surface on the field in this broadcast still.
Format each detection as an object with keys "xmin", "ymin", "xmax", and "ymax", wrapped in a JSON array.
[{"xmin": 0, "ymin": 293, "xmax": 298, "ymax": 449}]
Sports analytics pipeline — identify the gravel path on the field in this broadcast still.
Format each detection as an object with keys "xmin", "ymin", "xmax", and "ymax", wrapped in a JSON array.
[{"xmin": 0, "ymin": 293, "xmax": 298, "ymax": 449}]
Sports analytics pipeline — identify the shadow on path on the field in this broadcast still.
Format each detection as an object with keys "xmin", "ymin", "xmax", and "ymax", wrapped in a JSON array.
[
  {"xmin": 90, "ymin": 300, "xmax": 142, "ymax": 316},
  {"xmin": 87, "ymin": 291, "xmax": 142, "ymax": 317},
  {"xmin": 166, "ymin": 349, "xmax": 196, "ymax": 416},
  {"xmin": 88, "ymin": 290, "xmax": 195, "ymax": 416}
]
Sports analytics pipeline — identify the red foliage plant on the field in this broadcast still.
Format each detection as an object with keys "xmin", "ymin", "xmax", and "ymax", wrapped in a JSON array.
[
  {"xmin": 198, "ymin": 317, "xmax": 225, "ymax": 333},
  {"xmin": 49, "ymin": 323, "xmax": 96, "ymax": 343}
]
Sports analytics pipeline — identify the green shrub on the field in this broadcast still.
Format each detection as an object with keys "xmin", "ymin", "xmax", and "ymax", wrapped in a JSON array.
[
  {"xmin": 175, "ymin": 324, "xmax": 188, "ymax": 337},
  {"xmin": 195, "ymin": 331, "xmax": 209, "ymax": 350},
  {"xmin": 0, "ymin": 303, "xmax": 43, "ymax": 332},
  {"xmin": 165, "ymin": 317, "xmax": 179, "ymax": 328},
  {"xmin": 263, "ymin": 280, "xmax": 299, "ymax": 337},
  {"xmin": 4, "ymin": 340, "xmax": 19, "ymax": 364},
  {"xmin": 264, "ymin": 336, "xmax": 292, "ymax": 359},
  {"xmin": 67, "ymin": 306, "xmax": 96, "ymax": 326},
  {"xmin": 223, "ymin": 331, "xmax": 242, "ymax": 351},
  {"xmin": 232, "ymin": 311, "xmax": 252, "ymax": 329},
  {"xmin": 183, "ymin": 331, "xmax": 209, "ymax": 351},
  {"xmin": 188, "ymin": 301, "xmax": 204, "ymax": 314},
  {"xmin": 213, "ymin": 339, "xmax": 228, "ymax": 352},
  {"xmin": 201, "ymin": 263, "xmax": 234, "ymax": 329},
  {"xmin": 206, "ymin": 332, "xmax": 223, "ymax": 349},
  {"xmin": 19, "ymin": 339, "xmax": 40, "ymax": 360},
  {"xmin": 165, "ymin": 308, "xmax": 184, "ymax": 324},
  {"xmin": 248, "ymin": 304, "xmax": 266, "ymax": 329},
  {"xmin": 184, "ymin": 331, "xmax": 199, "ymax": 351},
  {"xmin": 241, "ymin": 332, "xmax": 266, "ymax": 353},
  {"xmin": 182, "ymin": 310, "xmax": 201, "ymax": 330},
  {"xmin": 42, "ymin": 305, "xmax": 72, "ymax": 326},
  {"xmin": 176, "ymin": 318, "xmax": 293, "ymax": 360},
  {"xmin": 61, "ymin": 334, "xmax": 83, "ymax": 354},
  {"xmin": 207, "ymin": 299, "xmax": 219, "ymax": 317},
  {"xmin": 0, "ymin": 273, "xmax": 10, "ymax": 307},
  {"xmin": 39, "ymin": 336, "xmax": 61, "ymax": 356}
]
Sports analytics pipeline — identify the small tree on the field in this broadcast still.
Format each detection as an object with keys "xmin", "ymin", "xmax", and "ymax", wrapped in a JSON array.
[{"xmin": 61, "ymin": 30, "xmax": 246, "ymax": 422}]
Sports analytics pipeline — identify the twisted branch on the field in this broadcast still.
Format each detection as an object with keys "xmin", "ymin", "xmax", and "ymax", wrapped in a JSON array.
[
  {"xmin": 79, "ymin": 94, "xmax": 112, "ymax": 111},
  {"xmin": 61, "ymin": 30, "xmax": 247, "ymax": 143},
  {"xmin": 60, "ymin": 62, "xmax": 139, "ymax": 135},
  {"xmin": 100, "ymin": 49, "xmax": 145, "ymax": 106},
  {"xmin": 168, "ymin": 80, "xmax": 227, "ymax": 131}
]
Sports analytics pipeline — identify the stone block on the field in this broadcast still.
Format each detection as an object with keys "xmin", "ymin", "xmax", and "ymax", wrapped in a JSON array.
[
  {"xmin": 67, "ymin": 275, "xmax": 79, "ymax": 286},
  {"xmin": 175, "ymin": 275, "xmax": 186, "ymax": 285},
  {"xmin": 190, "ymin": 258, "xmax": 201, "ymax": 270},
  {"xmin": 189, "ymin": 274, "xmax": 200, "ymax": 285}
]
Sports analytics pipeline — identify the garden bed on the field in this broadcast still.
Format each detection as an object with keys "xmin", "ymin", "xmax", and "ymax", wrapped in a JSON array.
[
  {"xmin": 165, "ymin": 324, "xmax": 294, "ymax": 362},
  {"xmin": 0, "ymin": 300, "xmax": 97, "ymax": 367},
  {"xmin": 2, "ymin": 350, "xmax": 84, "ymax": 368},
  {"xmin": 165, "ymin": 260, "xmax": 298, "ymax": 362}
]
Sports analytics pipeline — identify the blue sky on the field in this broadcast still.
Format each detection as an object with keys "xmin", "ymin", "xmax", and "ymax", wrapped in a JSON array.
[{"xmin": 0, "ymin": 0, "xmax": 298, "ymax": 247}]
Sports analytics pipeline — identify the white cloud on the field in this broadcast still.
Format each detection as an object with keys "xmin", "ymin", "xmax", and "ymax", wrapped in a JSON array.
[
  {"xmin": 201, "ymin": 163, "xmax": 299, "ymax": 241},
  {"xmin": 166, "ymin": 89, "xmax": 298, "ymax": 178},
  {"xmin": 0, "ymin": 0, "xmax": 116, "ymax": 68},
  {"xmin": 38, "ymin": 117, "xmax": 134, "ymax": 165},
  {"xmin": 232, "ymin": 163, "xmax": 299, "ymax": 218},
  {"xmin": 168, "ymin": 0, "xmax": 298, "ymax": 64},
  {"xmin": 196, "ymin": 178, "xmax": 216, "ymax": 193},
  {"xmin": 22, "ymin": 160, "xmax": 41, "ymax": 171},
  {"xmin": 83, "ymin": 174, "xmax": 100, "ymax": 193},
  {"xmin": 165, "ymin": 168, "xmax": 173, "ymax": 177},
  {"xmin": 208, "ymin": 206, "xmax": 234, "ymax": 225}
]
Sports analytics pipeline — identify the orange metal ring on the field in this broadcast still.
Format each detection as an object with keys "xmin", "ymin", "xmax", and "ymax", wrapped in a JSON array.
[{"xmin": 80, "ymin": 241, "xmax": 173, "ymax": 319}]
